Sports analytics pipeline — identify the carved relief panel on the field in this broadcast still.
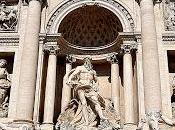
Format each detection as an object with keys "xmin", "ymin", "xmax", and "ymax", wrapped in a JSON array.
[
  {"xmin": 164, "ymin": 0, "xmax": 175, "ymax": 31},
  {"xmin": 0, "ymin": 53, "xmax": 14, "ymax": 118},
  {"xmin": 0, "ymin": 1, "xmax": 18, "ymax": 31}
]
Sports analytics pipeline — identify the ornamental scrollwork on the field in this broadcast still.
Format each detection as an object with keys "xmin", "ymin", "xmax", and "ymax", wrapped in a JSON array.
[{"xmin": 0, "ymin": 1, "xmax": 18, "ymax": 31}]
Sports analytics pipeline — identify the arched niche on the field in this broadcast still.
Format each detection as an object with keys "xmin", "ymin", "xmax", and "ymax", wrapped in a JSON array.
[
  {"xmin": 58, "ymin": 5, "xmax": 123, "ymax": 48},
  {"xmin": 46, "ymin": 0, "xmax": 135, "ymax": 33}
]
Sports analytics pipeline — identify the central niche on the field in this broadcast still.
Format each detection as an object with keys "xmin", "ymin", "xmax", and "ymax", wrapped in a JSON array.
[{"xmin": 58, "ymin": 5, "xmax": 123, "ymax": 47}]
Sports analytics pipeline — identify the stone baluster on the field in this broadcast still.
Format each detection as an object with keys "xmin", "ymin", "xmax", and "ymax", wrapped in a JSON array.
[
  {"xmin": 140, "ymin": 0, "xmax": 162, "ymax": 119},
  {"xmin": 61, "ymin": 55, "xmax": 76, "ymax": 112},
  {"xmin": 16, "ymin": 0, "xmax": 43, "ymax": 123},
  {"xmin": 42, "ymin": 45, "xmax": 59, "ymax": 130},
  {"xmin": 122, "ymin": 44, "xmax": 136, "ymax": 129},
  {"xmin": 107, "ymin": 53, "xmax": 120, "ymax": 116}
]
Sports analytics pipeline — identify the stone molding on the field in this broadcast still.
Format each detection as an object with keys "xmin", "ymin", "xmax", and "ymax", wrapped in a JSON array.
[
  {"xmin": 0, "ymin": 34, "xmax": 19, "ymax": 47},
  {"xmin": 163, "ymin": 33, "xmax": 175, "ymax": 41},
  {"xmin": 46, "ymin": 0, "xmax": 135, "ymax": 33},
  {"xmin": 4, "ymin": 33, "xmax": 175, "ymax": 51}
]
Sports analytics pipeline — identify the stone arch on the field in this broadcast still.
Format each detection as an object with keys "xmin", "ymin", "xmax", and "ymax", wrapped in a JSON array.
[{"xmin": 46, "ymin": 0, "xmax": 135, "ymax": 33}]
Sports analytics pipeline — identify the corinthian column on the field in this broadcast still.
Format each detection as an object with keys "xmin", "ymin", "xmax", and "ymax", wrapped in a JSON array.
[
  {"xmin": 43, "ymin": 45, "xmax": 59, "ymax": 130},
  {"xmin": 140, "ymin": 0, "xmax": 161, "ymax": 117},
  {"xmin": 107, "ymin": 53, "xmax": 120, "ymax": 116},
  {"xmin": 122, "ymin": 44, "xmax": 135, "ymax": 128},
  {"xmin": 61, "ymin": 55, "xmax": 76, "ymax": 112},
  {"xmin": 16, "ymin": 0, "xmax": 43, "ymax": 121}
]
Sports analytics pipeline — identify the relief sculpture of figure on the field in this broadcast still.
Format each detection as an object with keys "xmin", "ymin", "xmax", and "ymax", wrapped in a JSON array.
[
  {"xmin": 0, "ymin": 59, "xmax": 11, "ymax": 117},
  {"xmin": 0, "ymin": 1, "xmax": 17, "ymax": 30},
  {"xmin": 56, "ymin": 57, "xmax": 120, "ymax": 130}
]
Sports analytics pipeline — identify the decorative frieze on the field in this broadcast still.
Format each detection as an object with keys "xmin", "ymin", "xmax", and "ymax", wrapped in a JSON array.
[{"xmin": 0, "ymin": 1, "xmax": 18, "ymax": 31}]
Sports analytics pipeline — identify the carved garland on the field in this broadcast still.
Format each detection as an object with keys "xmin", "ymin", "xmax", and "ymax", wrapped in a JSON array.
[{"xmin": 46, "ymin": 0, "xmax": 135, "ymax": 33}]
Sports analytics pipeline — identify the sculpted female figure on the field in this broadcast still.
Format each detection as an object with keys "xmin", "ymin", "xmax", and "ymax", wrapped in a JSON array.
[{"xmin": 0, "ymin": 59, "xmax": 11, "ymax": 117}]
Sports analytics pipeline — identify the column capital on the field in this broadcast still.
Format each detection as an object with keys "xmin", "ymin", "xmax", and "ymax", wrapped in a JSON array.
[
  {"xmin": 66, "ymin": 54, "xmax": 76, "ymax": 64},
  {"xmin": 44, "ymin": 45, "xmax": 60, "ymax": 55},
  {"xmin": 26, "ymin": 0, "xmax": 44, "ymax": 3},
  {"xmin": 121, "ymin": 44, "xmax": 137, "ymax": 54},
  {"xmin": 136, "ymin": 0, "xmax": 162, "ymax": 4},
  {"xmin": 23, "ymin": 0, "xmax": 46, "ymax": 5},
  {"xmin": 107, "ymin": 53, "xmax": 119, "ymax": 64}
]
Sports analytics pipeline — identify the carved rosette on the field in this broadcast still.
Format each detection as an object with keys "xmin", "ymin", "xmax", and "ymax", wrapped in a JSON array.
[{"xmin": 107, "ymin": 52, "xmax": 119, "ymax": 64}]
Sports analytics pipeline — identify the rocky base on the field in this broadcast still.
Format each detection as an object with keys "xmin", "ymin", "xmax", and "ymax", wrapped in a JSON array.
[{"xmin": 56, "ymin": 119, "xmax": 120, "ymax": 130}]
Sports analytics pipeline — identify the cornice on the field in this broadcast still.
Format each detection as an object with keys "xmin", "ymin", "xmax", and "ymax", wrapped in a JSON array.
[
  {"xmin": 0, "ymin": 34, "xmax": 19, "ymax": 46},
  {"xmin": 162, "ymin": 33, "xmax": 175, "ymax": 41}
]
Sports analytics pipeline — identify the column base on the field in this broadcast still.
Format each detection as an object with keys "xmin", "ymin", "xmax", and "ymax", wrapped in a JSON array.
[
  {"xmin": 123, "ymin": 123, "xmax": 137, "ymax": 130},
  {"xmin": 41, "ymin": 123, "xmax": 54, "ymax": 130},
  {"xmin": 8, "ymin": 120, "xmax": 35, "ymax": 130}
]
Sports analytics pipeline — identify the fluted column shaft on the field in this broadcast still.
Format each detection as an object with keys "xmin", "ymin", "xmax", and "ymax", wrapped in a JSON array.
[
  {"xmin": 61, "ymin": 55, "xmax": 76, "ymax": 112},
  {"xmin": 43, "ymin": 46, "xmax": 58, "ymax": 125},
  {"xmin": 16, "ymin": 0, "xmax": 42, "ymax": 120},
  {"xmin": 123, "ymin": 46, "xmax": 135, "ymax": 124},
  {"xmin": 108, "ymin": 53, "xmax": 120, "ymax": 116},
  {"xmin": 140, "ymin": 0, "xmax": 161, "ymax": 114}
]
